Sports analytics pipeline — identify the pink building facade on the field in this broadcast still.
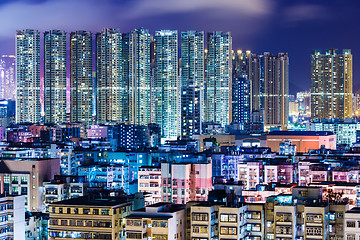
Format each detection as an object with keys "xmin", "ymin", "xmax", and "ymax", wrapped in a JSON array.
[
  {"xmin": 28, "ymin": 125, "xmax": 47, "ymax": 138},
  {"xmin": 7, "ymin": 130, "xmax": 33, "ymax": 143},
  {"xmin": 298, "ymin": 161, "xmax": 311, "ymax": 186},
  {"xmin": 171, "ymin": 164, "xmax": 191, "ymax": 204},
  {"xmin": 161, "ymin": 162, "xmax": 212, "ymax": 204},
  {"xmin": 264, "ymin": 165, "xmax": 278, "ymax": 184},
  {"xmin": 238, "ymin": 162, "xmax": 263, "ymax": 190},
  {"xmin": 192, "ymin": 163, "xmax": 212, "ymax": 201},
  {"xmin": 332, "ymin": 170, "xmax": 360, "ymax": 183},
  {"xmin": 310, "ymin": 164, "xmax": 330, "ymax": 183},
  {"xmin": 138, "ymin": 166, "xmax": 162, "ymax": 204}
]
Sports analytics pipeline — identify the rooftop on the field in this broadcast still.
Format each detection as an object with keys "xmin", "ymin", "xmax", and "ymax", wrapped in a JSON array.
[
  {"xmin": 0, "ymin": 161, "xmax": 29, "ymax": 174},
  {"xmin": 139, "ymin": 165, "xmax": 161, "ymax": 169},
  {"xmin": 309, "ymin": 181, "xmax": 360, "ymax": 187},
  {"xmin": 150, "ymin": 203, "xmax": 186, "ymax": 213},
  {"xmin": 268, "ymin": 131, "xmax": 335, "ymax": 136},
  {"xmin": 346, "ymin": 207, "xmax": 360, "ymax": 213},
  {"xmin": 126, "ymin": 214, "xmax": 173, "ymax": 220},
  {"xmin": 50, "ymin": 196, "xmax": 131, "ymax": 207},
  {"xmin": 0, "ymin": 157, "xmax": 58, "ymax": 162}
]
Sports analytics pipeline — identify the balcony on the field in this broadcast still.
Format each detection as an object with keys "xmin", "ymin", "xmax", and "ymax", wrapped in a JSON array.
[
  {"xmin": 45, "ymin": 189, "xmax": 59, "ymax": 195},
  {"xmin": 70, "ymin": 187, "xmax": 83, "ymax": 193}
]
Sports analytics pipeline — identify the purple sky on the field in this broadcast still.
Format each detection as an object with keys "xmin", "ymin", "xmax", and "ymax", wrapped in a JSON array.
[{"xmin": 0, "ymin": 0, "xmax": 359, "ymax": 94}]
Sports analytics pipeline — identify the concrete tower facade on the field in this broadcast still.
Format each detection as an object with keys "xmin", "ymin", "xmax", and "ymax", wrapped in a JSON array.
[
  {"xmin": 311, "ymin": 49, "xmax": 353, "ymax": 120},
  {"xmin": 180, "ymin": 31, "xmax": 204, "ymax": 138},
  {"xmin": 128, "ymin": 28, "xmax": 151, "ymax": 126},
  {"xmin": 70, "ymin": 31, "xmax": 93, "ymax": 125},
  {"xmin": 0, "ymin": 55, "xmax": 16, "ymax": 101},
  {"xmin": 205, "ymin": 31, "xmax": 232, "ymax": 127},
  {"xmin": 96, "ymin": 29, "xmax": 128, "ymax": 123},
  {"xmin": 263, "ymin": 52, "xmax": 289, "ymax": 130},
  {"xmin": 154, "ymin": 30, "xmax": 179, "ymax": 140},
  {"xmin": 16, "ymin": 29, "xmax": 41, "ymax": 123},
  {"xmin": 44, "ymin": 30, "xmax": 67, "ymax": 124}
]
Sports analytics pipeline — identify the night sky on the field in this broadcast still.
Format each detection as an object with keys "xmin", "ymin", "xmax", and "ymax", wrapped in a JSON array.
[{"xmin": 0, "ymin": 0, "xmax": 359, "ymax": 94}]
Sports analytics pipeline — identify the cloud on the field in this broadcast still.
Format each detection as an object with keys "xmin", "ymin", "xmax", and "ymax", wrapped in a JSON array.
[
  {"xmin": 122, "ymin": 0, "xmax": 273, "ymax": 19},
  {"xmin": 0, "ymin": 0, "xmax": 115, "ymax": 38},
  {"xmin": 284, "ymin": 4, "xmax": 329, "ymax": 22},
  {"xmin": 0, "ymin": 0, "xmax": 274, "ymax": 38},
  {"xmin": 0, "ymin": 0, "xmax": 278, "ymax": 54}
]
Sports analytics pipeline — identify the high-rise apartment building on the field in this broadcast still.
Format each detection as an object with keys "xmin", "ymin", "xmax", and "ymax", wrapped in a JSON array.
[
  {"xmin": 250, "ymin": 54, "xmax": 265, "ymax": 115},
  {"xmin": 232, "ymin": 50, "xmax": 252, "ymax": 131},
  {"xmin": 96, "ymin": 28, "xmax": 128, "ymax": 123},
  {"xmin": 297, "ymin": 91, "xmax": 311, "ymax": 119},
  {"xmin": 181, "ymin": 31, "xmax": 205, "ymax": 90},
  {"xmin": 180, "ymin": 31, "xmax": 204, "ymax": 138},
  {"xmin": 150, "ymin": 39, "xmax": 156, "ymax": 123},
  {"xmin": 311, "ymin": 49, "xmax": 353, "ymax": 120},
  {"xmin": 232, "ymin": 50, "xmax": 252, "ymax": 81},
  {"xmin": 70, "ymin": 31, "xmax": 93, "ymax": 125},
  {"xmin": 234, "ymin": 51, "xmax": 288, "ymax": 131},
  {"xmin": 354, "ymin": 92, "xmax": 360, "ymax": 117},
  {"xmin": 232, "ymin": 76, "xmax": 251, "ymax": 130},
  {"xmin": 128, "ymin": 28, "xmax": 151, "ymax": 126},
  {"xmin": 44, "ymin": 30, "xmax": 67, "ymax": 124},
  {"xmin": 16, "ymin": 29, "xmax": 41, "ymax": 123},
  {"xmin": 0, "ymin": 55, "xmax": 16, "ymax": 100},
  {"xmin": 122, "ymin": 32, "xmax": 130, "ymax": 121},
  {"xmin": 205, "ymin": 31, "xmax": 232, "ymax": 127},
  {"xmin": 262, "ymin": 52, "xmax": 289, "ymax": 130},
  {"xmin": 154, "ymin": 30, "xmax": 179, "ymax": 140},
  {"xmin": 181, "ymin": 86, "xmax": 201, "ymax": 138}
]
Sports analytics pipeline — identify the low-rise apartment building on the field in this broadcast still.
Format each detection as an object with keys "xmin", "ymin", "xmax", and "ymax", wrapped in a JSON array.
[
  {"xmin": 138, "ymin": 166, "xmax": 161, "ymax": 204},
  {"xmin": 344, "ymin": 207, "xmax": 360, "ymax": 240},
  {"xmin": 125, "ymin": 202, "xmax": 185, "ymax": 240},
  {"xmin": 48, "ymin": 195, "xmax": 133, "ymax": 239},
  {"xmin": 0, "ymin": 195, "xmax": 25, "ymax": 240}
]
